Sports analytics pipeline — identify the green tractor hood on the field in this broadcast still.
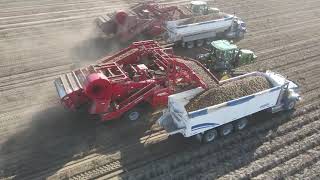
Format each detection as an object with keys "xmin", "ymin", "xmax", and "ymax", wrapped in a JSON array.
[{"xmin": 211, "ymin": 40, "xmax": 238, "ymax": 51}]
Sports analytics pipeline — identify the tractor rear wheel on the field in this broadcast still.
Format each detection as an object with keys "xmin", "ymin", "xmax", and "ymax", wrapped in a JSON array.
[{"xmin": 124, "ymin": 108, "xmax": 142, "ymax": 121}]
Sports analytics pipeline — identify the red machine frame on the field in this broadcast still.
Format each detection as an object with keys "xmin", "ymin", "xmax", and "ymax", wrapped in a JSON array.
[{"xmin": 54, "ymin": 40, "xmax": 217, "ymax": 121}]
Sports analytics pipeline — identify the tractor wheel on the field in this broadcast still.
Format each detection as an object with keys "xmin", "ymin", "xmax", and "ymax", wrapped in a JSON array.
[
  {"xmin": 124, "ymin": 108, "xmax": 142, "ymax": 121},
  {"xmin": 202, "ymin": 129, "xmax": 218, "ymax": 143},
  {"xmin": 234, "ymin": 118, "xmax": 248, "ymax": 131},
  {"xmin": 219, "ymin": 123, "xmax": 233, "ymax": 136},
  {"xmin": 286, "ymin": 100, "xmax": 296, "ymax": 110}
]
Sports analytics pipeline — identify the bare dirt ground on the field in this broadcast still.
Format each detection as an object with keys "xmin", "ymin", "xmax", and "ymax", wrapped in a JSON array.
[{"xmin": 0, "ymin": 0, "xmax": 320, "ymax": 179}]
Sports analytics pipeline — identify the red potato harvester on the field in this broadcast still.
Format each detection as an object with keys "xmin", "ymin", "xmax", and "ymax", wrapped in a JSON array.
[
  {"xmin": 95, "ymin": 1, "xmax": 189, "ymax": 42},
  {"xmin": 54, "ymin": 40, "xmax": 218, "ymax": 121}
]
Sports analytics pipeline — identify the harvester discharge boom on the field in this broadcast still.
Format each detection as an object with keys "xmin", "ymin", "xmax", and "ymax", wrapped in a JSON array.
[{"xmin": 54, "ymin": 40, "xmax": 218, "ymax": 121}]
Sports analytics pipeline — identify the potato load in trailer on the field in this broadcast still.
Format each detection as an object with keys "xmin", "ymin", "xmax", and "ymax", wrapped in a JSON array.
[{"xmin": 158, "ymin": 71, "xmax": 300, "ymax": 143}]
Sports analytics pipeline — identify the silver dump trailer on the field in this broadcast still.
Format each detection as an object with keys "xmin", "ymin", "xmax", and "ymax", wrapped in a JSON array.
[
  {"xmin": 165, "ymin": 12, "xmax": 247, "ymax": 48},
  {"xmin": 158, "ymin": 71, "xmax": 300, "ymax": 143}
]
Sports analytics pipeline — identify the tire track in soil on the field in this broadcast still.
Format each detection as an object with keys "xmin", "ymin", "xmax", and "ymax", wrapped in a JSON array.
[
  {"xmin": 120, "ymin": 94, "xmax": 320, "ymax": 179},
  {"xmin": 1, "ymin": 0, "xmax": 320, "ymax": 179},
  {"xmin": 0, "ymin": 0, "xmax": 190, "ymax": 29},
  {"xmin": 0, "ymin": 64, "xmax": 73, "ymax": 90},
  {"xmin": 105, "ymin": 101, "xmax": 320, "ymax": 180},
  {"xmin": 0, "ymin": 107, "xmax": 164, "ymax": 179},
  {"xmin": 0, "ymin": 0, "xmax": 316, "ymax": 43},
  {"xmin": 6, "ymin": 58, "xmax": 320, "ymax": 179},
  {"xmin": 207, "ymin": 114, "xmax": 320, "ymax": 179},
  {"xmin": 260, "ymin": 44, "xmax": 320, "ymax": 71},
  {"xmin": 0, "ymin": 0, "xmax": 190, "ymax": 19},
  {"xmin": 217, "ymin": 0, "xmax": 318, "ymax": 21},
  {"xmin": 1, "ymin": 7, "xmax": 314, "ymax": 60},
  {"xmin": 1, "ymin": 84, "xmax": 318, "ymax": 177},
  {"xmin": 0, "ymin": 1, "xmax": 316, "ymax": 72},
  {"xmin": 1, "ymin": 17, "xmax": 318, "ymax": 80},
  {"xmin": 228, "ymin": 134, "xmax": 320, "ymax": 180},
  {"xmin": 75, "ymin": 67, "xmax": 320, "ymax": 179},
  {"xmin": 43, "ymin": 54, "xmax": 320, "ymax": 167},
  {"xmin": 58, "ymin": 94, "xmax": 320, "ymax": 180},
  {"xmin": 253, "ymin": 146, "xmax": 320, "ymax": 180},
  {"xmin": 0, "ymin": 0, "xmax": 316, "ymax": 40},
  {"xmin": 0, "ymin": 2, "xmax": 316, "ymax": 43},
  {"xmin": 255, "ymin": 35, "xmax": 320, "ymax": 59},
  {"xmin": 239, "ymin": 23, "xmax": 320, "ymax": 52},
  {"xmin": 288, "ymin": 160, "xmax": 320, "ymax": 180}
]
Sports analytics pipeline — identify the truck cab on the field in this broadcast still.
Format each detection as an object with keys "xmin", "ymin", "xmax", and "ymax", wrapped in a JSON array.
[{"xmin": 197, "ymin": 40, "xmax": 256, "ymax": 78}]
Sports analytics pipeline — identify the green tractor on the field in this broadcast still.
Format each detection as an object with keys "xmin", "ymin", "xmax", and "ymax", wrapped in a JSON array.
[
  {"xmin": 189, "ymin": 1, "xmax": 220, "ymax": 16},
  {"xmin": 196, "ymin": 40, "xmax": 257, "ymax": 80}
]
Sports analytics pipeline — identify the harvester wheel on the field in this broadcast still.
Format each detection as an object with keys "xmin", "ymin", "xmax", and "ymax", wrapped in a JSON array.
[
  {"xmin": 124, "ymin": 108, "xmax": 142, "ymax": 121},
  {"xmin": 203, "ymin": 129, "xmax": 218, "ymax": 143}
]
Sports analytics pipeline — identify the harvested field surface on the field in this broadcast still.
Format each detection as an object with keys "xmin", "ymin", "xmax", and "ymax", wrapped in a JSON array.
[
  {"xmin": 0, "ymin": 0, "xmax": 320, "ymax": 179},
  {"xmin": 185, "ymin": 76, "xmax": 271, "ymax": 112}
]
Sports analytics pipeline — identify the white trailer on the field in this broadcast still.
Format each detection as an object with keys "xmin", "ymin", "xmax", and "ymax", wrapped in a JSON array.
[
  {"xmin": 158, "ymin": 71, "xmax": 300, "ymax": 143},
  {"xmin": 165, "ymin": 12, "xmax": 247, "ymax": 48}
]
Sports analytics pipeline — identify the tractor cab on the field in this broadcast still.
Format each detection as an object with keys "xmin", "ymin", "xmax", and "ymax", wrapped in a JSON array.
[
  {"xmin": 190, "ymin": 1, "xmax": 218, "ymax": 15},
  {"xmin": 196, "ymin": 40, "xmax": 256, "ymax": 79},
  {"xmin": 209, "ymin": 40, "xmax": 237, "ymax": 72}
]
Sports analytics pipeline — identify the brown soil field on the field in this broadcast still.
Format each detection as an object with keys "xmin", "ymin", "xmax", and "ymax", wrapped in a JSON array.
[{"xmin": 0, "ymin": 0, "xmax": 320, "ymax": 179}]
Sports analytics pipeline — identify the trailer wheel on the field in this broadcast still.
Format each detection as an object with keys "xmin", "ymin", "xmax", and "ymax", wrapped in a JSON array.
[
  {"xmin": 219, "ymin": 124, "xmax": 233, "ymax": 136},
  {"xmin": 196, "ymin": 40, "xmax": 204, "ymax": 47},
  {"xmin": 186, "ymin": 41, "xmax": 194, "ymax": 49},
  {"xmin": 286, "ymin": 100, "xmax": 296, "ymax": 110},
  {"xmin": 203, "ymin": 129, "xmax": 218, "ymax": 143},
  {"xmin": 235, "ymin": 118, "xmax": 248, "ymax": 131},
  {"xmin": 124, "ymin": 108, "xmax": 142, "ymax": 121},
  {"xmin": 205, "ymin": 38, "xmax": 215, "ymax": 45}
]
